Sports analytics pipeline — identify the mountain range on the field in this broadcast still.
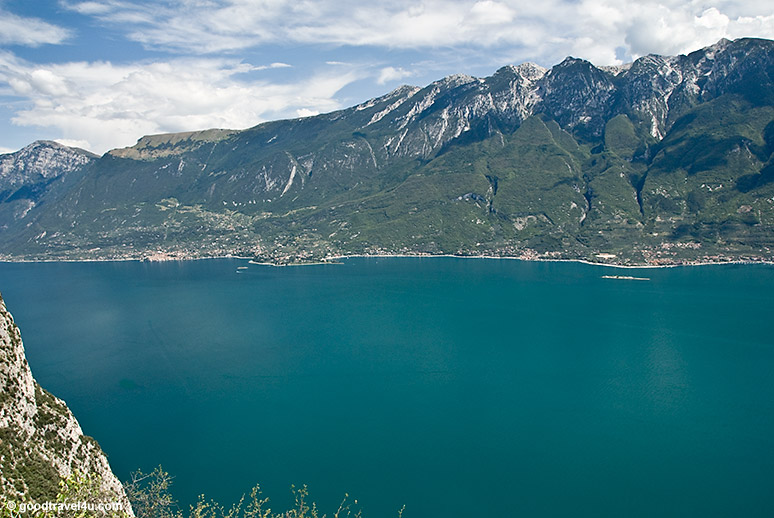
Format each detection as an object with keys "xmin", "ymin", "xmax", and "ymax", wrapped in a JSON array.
[{"xmin": 1, "ymin": 37, "xmax": 773, "ymax": 265}]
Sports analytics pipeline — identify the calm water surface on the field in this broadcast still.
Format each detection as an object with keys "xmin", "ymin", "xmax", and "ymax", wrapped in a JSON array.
[{"xmin": 0, "ymin": 258, "xmax": 773, "ymax": 517}]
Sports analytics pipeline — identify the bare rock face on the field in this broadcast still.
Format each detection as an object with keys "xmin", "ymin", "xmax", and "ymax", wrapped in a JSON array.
[
  {"xmin": 0, "ymin": 141, "xmax": 95, "ymax": 191},
  {"xmin": 0, "ymin": 141, "xmax": 96, "ymax": 224},
  {"xmin": 0, "ymin": 294, "xmax": 132, "ymax": 513}
]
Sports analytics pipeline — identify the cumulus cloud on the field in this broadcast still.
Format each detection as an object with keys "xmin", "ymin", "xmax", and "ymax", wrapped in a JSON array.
[
  {"xmin": 0, "ymin": 53, "xmax": 360, "ymax": 154},
  {"xmin": 623, "ymin": 3, "xmax": 774, "ymax": 59},
  {"xmin": 0, "ymin": 10, "xmax": 72, "ymax": 46},
  {"xmin": 60, "ymin": 0, "xmax": 774, "ymax": 66},
  {"xmin": 296, "ymin": 108, "xmax": 319, "ymax": 117},
  {"xmin": 4, "ymin": 0, "xmax": 774, "ymax": 154},
  {"xmin": 54, "ymin": 138, "xmax": 92, "ymax": 150},
  {"xmin": 377, "ymin": 66, "xmax": 414, "ymax": 85},
  {"xmin": 469, "ymin": 1, "xmax": 515, "ymax": 25}
]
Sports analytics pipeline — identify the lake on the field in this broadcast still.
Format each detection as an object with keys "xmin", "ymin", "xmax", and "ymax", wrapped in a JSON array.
[{"xmin": 1, "ymin": 257, "xmax": 773, "ymax": 517}]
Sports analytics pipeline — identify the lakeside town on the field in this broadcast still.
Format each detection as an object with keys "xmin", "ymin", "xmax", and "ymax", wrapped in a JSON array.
[{"xmin": 1, "ymin": 238, "xmax": 771, "ymax": 268}]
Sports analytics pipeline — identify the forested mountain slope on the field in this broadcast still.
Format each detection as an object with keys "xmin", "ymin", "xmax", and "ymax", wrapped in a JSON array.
[{"xmin": 1, "ymin": 38, "xmax": 773, "ymax": 265}]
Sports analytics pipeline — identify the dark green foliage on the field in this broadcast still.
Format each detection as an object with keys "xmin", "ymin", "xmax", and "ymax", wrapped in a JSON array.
[
  {"xmin": 686, "ymin": 189, "xmax": 707, "ymax": 213},
  {"xmin": 35, "ymin": 385, "xmax": 69, "ymax": 421},
  {"xmin": 125, "ymin": 467, "xmax": 181, "ymax": 518},
  {"xmin": 763, "ymin": 121, "xmax": 774, "ymax": 156},
  {"xmin": 125, "ymin": 467, "xmax": 382, "ymax": 518},
  {"xmin": 604, "ymin": 115, "xmax": 640, "ymax": 160},
  {"xmin": 16, "ymin": 454, "xmax": 61, "ymax": 502},
  {"xmin": 0, "ymin": 426, "xmax": 61, "ymax": 502},
  {"xmin": 642, "ymin": 95, "xmax": 774, "ymax": 246}
]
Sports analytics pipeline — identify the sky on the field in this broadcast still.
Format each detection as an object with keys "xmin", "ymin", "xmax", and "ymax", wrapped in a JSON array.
[{"xmin": 1, "ymin": 0, "xmax": 773, "ymax": 155}]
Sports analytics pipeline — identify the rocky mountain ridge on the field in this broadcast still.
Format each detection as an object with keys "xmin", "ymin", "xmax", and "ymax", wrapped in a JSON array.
[
  {"xmin": 0, "ymin": 37, "xmax": 772, "ymax": 265},
  {"xmin": 0, "ymin": 141, "xmax": 96, "ymax": 225},
  {"xmin": 0, "ymin": 141, "xmax": 95, "ymax": 189}
]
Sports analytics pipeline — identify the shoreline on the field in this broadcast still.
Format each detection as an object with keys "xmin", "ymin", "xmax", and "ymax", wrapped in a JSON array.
[
  {"xmin": 0, "ymin": 254, "xmax": 254, "ymax": 265},
  {"xmin": 3, "ymin": 252, "xmax": 772, "ymax": 269},
  {"xmin": 321, "ymin": 252, "xmax": 774, "ymax": 269}
]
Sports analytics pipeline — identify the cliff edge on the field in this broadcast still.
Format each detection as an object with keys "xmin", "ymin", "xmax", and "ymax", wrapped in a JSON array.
[{"xmin": 0, "ymin": 293, "xmax": 132, "ymax": 513}]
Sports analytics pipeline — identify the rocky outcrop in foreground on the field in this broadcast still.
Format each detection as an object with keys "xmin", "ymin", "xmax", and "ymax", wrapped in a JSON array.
[{"xmin": 0, "ymin": 293, "xmax": 131, "ymax": 513}]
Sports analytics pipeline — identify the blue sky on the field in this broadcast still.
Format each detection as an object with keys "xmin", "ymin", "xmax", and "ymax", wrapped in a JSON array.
[{"xmin": 1, "ymin": 0, "xmax": 773, "ymax": 154}]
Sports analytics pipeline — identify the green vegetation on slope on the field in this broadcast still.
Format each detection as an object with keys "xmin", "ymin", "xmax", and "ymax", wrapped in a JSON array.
[
  {"xmin": 1, "ymin": 39, "xmax": 773, "ymax": 265},
  {"xmin": 1, "ymin": 468, "xmax": 400, "ymax": 518}
]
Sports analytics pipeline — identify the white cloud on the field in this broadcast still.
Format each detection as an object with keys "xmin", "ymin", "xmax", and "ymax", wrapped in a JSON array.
[
  {"xmin": 0, "ymin": 53, "xmax": 361, "ymax": 154},
  {"xmin": 621, "ymin": 3, "xmax": 774, "ymax": 59},
  {"xmin": 61, "ymin": 0, "xmax": 774, "ymax": 67},
  {"xmin": 696, "ymin": 7, "xmax": 730, "ymax": 30},
  {"xmin": 296, "ymin": 108, "xmax": 319, "ymax": 117},
  {"xmin": 377, "ymin": 66, "xmax": 414, "ymax": 85},
  {"xmin": 255, "ymin": 62, "xmax": 292, "ymax": 70},
  {"xmin": 54, "ymin": 138, "xmax": 92, "ymax": 150},
  {"xmin": 469, "ymin": 1, "xmax": 515, "ymax": 25},
  {"xmin": 0, "ymin": 10, "xmax": 72, "ymax": 46},
  {"xmin": 4, "ymin": 0, "xmax": 774, "ymax": 154},
  {"xmin": 67, "ymin": 1, "xmax": 119, "ymax": 15},
  {"xmin": 27, "ymin": 69, "xmax": 72, "ymax": 97}
]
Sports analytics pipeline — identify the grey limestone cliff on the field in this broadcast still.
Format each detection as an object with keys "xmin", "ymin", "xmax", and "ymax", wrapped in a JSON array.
[
  {"xmin": 0, "ymin": 293, "xmax": 131, "ymax": 512},
  {"xmin": 0, "ymin": 141, "xmax": 96, "ymax": 226}
]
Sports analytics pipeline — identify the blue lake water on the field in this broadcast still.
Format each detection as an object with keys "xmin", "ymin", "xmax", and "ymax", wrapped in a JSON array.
[{"xmin": 1, "ymin": 258, "xmax": 773, "ymax": 517}]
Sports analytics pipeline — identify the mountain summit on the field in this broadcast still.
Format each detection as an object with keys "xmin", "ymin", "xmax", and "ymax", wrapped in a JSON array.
[{"xmin": 1, "ymin": 38, "xmax": 773, "ymax": 265}]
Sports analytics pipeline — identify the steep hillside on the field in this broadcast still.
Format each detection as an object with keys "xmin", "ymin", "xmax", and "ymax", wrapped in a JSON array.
[
  {"xmin": 0, "ymin": 141, "xmax": 96, "ymax": 229},
  {"xmin": 1, "ymin": 38, "xmax": 773, "ymax": 265},
  {"xmin": 0, "ymin": 294, "xmax": 131, "ymax": 512}
]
